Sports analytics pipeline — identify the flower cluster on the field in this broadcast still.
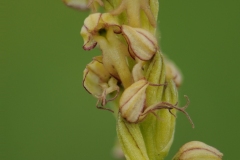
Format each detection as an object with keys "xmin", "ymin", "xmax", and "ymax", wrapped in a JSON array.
[
  {"xmin": 80, "ymin": 12, "xmax": 192, "ymax": 124},
  {"xmin": 64, "ymin": 0, "xmax": 222, "ymax": 159}
]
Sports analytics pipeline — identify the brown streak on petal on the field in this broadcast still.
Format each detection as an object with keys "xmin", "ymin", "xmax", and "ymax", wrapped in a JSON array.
[{"xmin": 136, "ymin": 30, "xmax": 157, "ymax": 51}]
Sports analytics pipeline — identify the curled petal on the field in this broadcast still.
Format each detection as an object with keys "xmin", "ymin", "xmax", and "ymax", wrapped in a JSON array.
[
  {"xmin": 122, "ymin": 25, "xmax": 158, "ymax": 60},
  {"xmin": 81, "ymin": 25, "xmax": 97, "ymax": 50},
  {"xmin": 63, "ymin": 0, "xmax": 89, "ymax": 10},
  {"xmin": 119, "ymin": 79, "xmax": 149, "ymax": 123}
]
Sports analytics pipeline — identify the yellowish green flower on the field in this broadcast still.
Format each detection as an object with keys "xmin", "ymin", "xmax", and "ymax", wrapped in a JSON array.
[{"xmin": 83, "ymin": 57, "xmax": 119, "ymax": 111}]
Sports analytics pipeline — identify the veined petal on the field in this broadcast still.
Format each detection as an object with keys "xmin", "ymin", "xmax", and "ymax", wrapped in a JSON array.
[
  {"xmin": 63, "ymin": 0, "xmax": 89, "ymax": 10},
  {"xmin": 122, "ymin": 25, "xmax": 158, "ymax": 60}
]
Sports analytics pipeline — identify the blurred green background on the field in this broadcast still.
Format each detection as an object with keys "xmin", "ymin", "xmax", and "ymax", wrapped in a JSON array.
[{"xmin": 1, "ymin": 0, "xmax": 240, "ymax": 159}]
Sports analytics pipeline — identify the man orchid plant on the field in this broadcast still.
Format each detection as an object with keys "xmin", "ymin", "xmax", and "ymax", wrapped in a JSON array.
[{"xmin": 64, "ymin": 0, "xmax": 223, "ymax": 159}]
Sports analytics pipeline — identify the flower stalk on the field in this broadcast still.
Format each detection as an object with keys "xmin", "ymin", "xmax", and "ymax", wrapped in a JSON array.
[{"xmin": 64, "ymin": 0, "xmax": 223, "ymax": 159}]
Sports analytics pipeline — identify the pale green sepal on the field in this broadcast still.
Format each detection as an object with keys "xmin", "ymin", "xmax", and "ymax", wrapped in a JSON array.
[
  {"xmin": 145, "ymin": 52, "xmax": 165, "ymax": 105},
  {"xmin": 155, "ymin": 79, "xmax": 177, "ymax": 160},
  {"xmin": 117, "ymin": 114, "xmax": 150, "ymax": 160},
  {"xmin": 139, "ymin": 116, "xmax": 157, "ymax": 160},
  {"xmin": 140, "ymin": 52, "xmax": 166, "ymax": 160}
]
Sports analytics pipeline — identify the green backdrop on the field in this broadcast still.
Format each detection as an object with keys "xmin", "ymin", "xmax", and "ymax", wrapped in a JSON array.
[{"xmin": 1, "ymin": 1, "xmax": 240, "ymax": 159}]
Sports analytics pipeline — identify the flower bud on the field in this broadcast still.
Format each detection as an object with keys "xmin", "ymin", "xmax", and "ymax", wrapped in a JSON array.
[
  {"xmin": 121, "ymin": 25, "xmax": 158, "ymax": 60},
  {"xmin": 119, "ymin": 77, "xmax": 182, "ymax": 124},
  {"xmin": 165, "ymin": 58, "xmax": 182, "ymax": 88},
  {"xmin": 119, "ymin": 79, "xmax": 148, "ymax": 123},
  {"xmin": 173, "ymin": 141, "xmax": 223, "ymax": 160}
]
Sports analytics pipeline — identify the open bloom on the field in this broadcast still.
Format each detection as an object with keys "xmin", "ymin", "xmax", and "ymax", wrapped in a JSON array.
[
  {"xmin": 83, "ymin": 57, "xmax": 119, "ymax": 111},
  {"xmin": 80, "ymin": 13, "xmax": 158, "ymax": 88}
]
